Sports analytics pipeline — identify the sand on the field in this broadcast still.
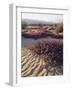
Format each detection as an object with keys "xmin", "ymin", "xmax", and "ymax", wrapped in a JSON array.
[{"xmin": 21, "ymin": 47, "xmax": 63, "ymax": 77}]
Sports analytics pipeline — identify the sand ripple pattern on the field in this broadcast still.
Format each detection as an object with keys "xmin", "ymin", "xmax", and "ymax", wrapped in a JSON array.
[{"xmin": 21, "ymin": 48, "xmax": 63, "ymax": 77}]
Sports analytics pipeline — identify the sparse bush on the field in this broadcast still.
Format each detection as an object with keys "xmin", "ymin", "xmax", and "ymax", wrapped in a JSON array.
[{"xmin": 27, "ymin": 39, "xmax": 63, "ymax": 66}]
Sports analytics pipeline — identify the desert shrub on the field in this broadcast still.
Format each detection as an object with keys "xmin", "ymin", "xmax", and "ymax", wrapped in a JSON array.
[{"xmin": 28, "ymin": 39, "xmax": 63, "ymax": 65}]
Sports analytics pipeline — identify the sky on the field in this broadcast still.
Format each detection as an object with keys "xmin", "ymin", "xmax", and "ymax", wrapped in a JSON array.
[{"xmin": 22, "ymin": 12, "xmax": 63, "ymax": 23}]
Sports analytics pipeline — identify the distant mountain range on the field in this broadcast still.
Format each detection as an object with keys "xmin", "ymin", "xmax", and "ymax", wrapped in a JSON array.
[{"xmin": 21, "ymin": 19, "xmax": 59, "ymax": 25}]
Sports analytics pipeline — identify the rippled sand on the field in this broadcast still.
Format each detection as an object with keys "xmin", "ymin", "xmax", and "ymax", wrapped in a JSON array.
[{"xmin": 21, "ymin": 47, "xmax": 63, "ymax": 77}]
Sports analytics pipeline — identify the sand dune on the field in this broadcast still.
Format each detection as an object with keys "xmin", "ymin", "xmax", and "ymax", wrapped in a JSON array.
[{"xmin": 21, "ymin": 47, "xmax": 63, "ymax": 77}]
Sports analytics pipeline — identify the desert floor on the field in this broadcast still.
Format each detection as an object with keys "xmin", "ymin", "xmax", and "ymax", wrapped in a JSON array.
[{"xmin": 21, "ymin": 44, "xmax": 63, "ymax": 77}]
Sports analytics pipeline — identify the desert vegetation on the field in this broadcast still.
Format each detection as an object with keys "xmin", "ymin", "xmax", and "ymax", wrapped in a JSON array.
[
  {"xmin": 21, "ymin": 21, "xmax": 63, "ymax": 77},
  {"xmin": 22, "ymin": 23, "xmax": 63, "ymax": 39},
  {"xmin": 27, "ymin": 39, "xmax": 63, "ymax": 66}
]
